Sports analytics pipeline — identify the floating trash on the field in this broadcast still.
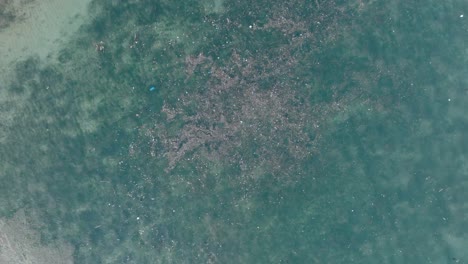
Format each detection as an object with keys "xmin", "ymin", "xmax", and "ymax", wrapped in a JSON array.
[{"xmin": 149, "ymin": 86, "xmax": 156, "ymax": 92}]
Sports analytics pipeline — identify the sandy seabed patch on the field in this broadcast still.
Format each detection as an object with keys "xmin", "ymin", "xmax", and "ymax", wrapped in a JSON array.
[
  {"xmin": 0, "ymin": 210, "xmax": 74, "ymax": 264},
  {"xmin": 0, "ymin": 0, "xmax": 92, "ymax": 81}
]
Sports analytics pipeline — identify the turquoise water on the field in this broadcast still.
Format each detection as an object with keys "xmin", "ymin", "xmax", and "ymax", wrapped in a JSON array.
[{"xmin": 1, "ymin": 0, "xmax": 467, "ymax": 263}]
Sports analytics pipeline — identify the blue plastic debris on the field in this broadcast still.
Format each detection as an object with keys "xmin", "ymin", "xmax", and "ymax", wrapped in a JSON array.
[{"xmin": 149, "ymin": 86, "xmax": 156, "ymax": 92}]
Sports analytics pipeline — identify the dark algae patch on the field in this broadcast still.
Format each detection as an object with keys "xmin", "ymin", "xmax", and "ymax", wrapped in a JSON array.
[{"xmin": 1, "ymin": 0, "xmax": 468, "ymax": 263}]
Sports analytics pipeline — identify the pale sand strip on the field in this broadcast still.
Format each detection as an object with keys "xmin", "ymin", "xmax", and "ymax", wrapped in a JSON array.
[
  {"xmin": 0, "ymin": 0, "xmax": 92, "ymax": 80},
  {"xmin": 0, "ymin": 210, "xmax": 74, "ymax": 264}
]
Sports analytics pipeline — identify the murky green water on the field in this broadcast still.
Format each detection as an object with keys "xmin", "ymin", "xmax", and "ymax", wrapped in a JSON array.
[{"xmin": 1, "ymin": 0, "xmax": 467, "ymax": 263}]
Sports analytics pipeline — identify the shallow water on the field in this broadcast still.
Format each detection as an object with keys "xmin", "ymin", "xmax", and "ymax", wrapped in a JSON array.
[{"xmin": 1, "ymin": 0, "xmax": 467, "ymax": 263}]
